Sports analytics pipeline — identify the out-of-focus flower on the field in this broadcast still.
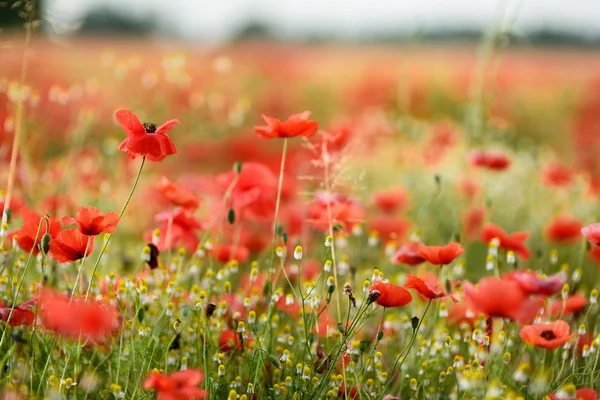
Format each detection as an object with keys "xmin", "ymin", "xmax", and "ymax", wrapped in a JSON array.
[
  {"xmin": 469, "ymin": 150, "xmax": 511, "ymax": 171},
  {"xmin": 481, "ymin": 223, "xmax": 531, "ymax": 260},
  {"xmin": 254, "ymin": 111, "xmax": 318, "ymax": 139},
  {"xmin": 0, "ymin": 298, "xmax": 36, "ymax": 326},
  {"xmin": 545, "ymin": 215, "xmax": 583, "ymax": 244},
  {"xmin": 519, "ymin": 320, "xmax": 574, "ymax": 350},
  {"xmin": 143, "ymin": 369, "xmax": 208, "ymax": 400}
]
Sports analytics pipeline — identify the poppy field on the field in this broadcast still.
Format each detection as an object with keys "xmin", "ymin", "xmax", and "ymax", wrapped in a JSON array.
[{"xmin": 1, "ymin": 37, "xmax": 600, "ymax": 399}]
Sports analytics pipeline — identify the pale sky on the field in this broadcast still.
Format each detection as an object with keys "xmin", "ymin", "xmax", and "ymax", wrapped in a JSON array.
[{"xmin": 44, "ymin": 0, "xmax": 600, "ymax": 42}]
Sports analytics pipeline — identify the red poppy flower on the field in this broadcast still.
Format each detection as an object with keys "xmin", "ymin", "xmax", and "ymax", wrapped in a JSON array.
[
  {"xmin": 39, "ymin": 289, "xmax": 120, "ymax": 344},
  {"xmin": 116, "ymin": 109, "xmax": 178, "ymax": 162},
  {"xmin": 463, "ymin": 277, "xmax": 543, "ymax": 323},
  {"xmin": 306, "ymin": 193, "xmax": 363, "ymax": 232},
  {"xmin": 469, "ymin": 150, "xmax": 511, "ymax": 171},
  {"xmin": 62, "ymin": 206, "xmax": 119, "ymax": 236},
  {"xmin": 519, "ymin": 320, "xmax": 575, "ymax": 350},
  {"xmin": 480, "ymin": 223, "xmax": 531, "ymax": 260},
  {"xmin": 0, "ymin": 298, "xmax": 36, "ymax": 327},
  {"xmin": 549, "ymin": 388, "xmax": 598, "ymax": 400},
  {"xmin": 545, "ymin": 215, "xmax": 583, "ymax": 244},
  {"xmin": 503, "ymin": 270, "xmax": 566, "ymax": 297},
  {"xmin": 589, "ymin": 245, "xmax": 600, "ymax": 264},
  {"xmin": 418, "ymin": 242, "xmax": 464, "ymax": 265},
  {"xmin": 157, "ymin": 177, "xmax": 200, "ymax": 210},
  {"xmin": 391, "ymin": 241, "xmax": 425, "ymax": 266},
  {"xmin": 12, "ymin": 208, "xmax": 62, "ymax": 254},
  {"xmin": 369, "ymin": 215, "xmax": 410, "ymax": 242},
  {"xmin": 581, "ymin": 223, "xmax": 600, "ymax": 246},
  {"xmin": 373, "ymin": 186, "xmax": 409, "ymax": 214},
  {"xmin": 369, "ymin": 280, "xmax": 412, "ymax": 308},
  {"xmin": 143, "ymin": 369, "xmax": 208, "ymax": 400},
  {"xmin": 541, "ymin": 162, "xmax": 573, "ymax": 188},
  {"xmin": 254, "ymin": 111, "xmax": 319, "ymax": 139},
  {"xmin": 549, "ymin": 294, "xmax": 587, "ymax": 317},
  {"xmin": 404, "ymin": 274, "xmax": 458, "ymax": 302},
  {"xmin": 49, "ymin": 229, "xmax": 94, "ymax": 263},
  {"xmin": 458, "ymin": 177, "xmax": 481, "ymax": 199}
]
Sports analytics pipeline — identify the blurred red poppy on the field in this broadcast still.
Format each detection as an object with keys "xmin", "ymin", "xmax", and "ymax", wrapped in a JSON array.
[
  {"xmin": 469, "ymin": 150, "xmax": 511, "ymax": 171},
  {"xmin": 49, "ymin": 228, "xmax": 94, "ymax": 263},
  {"xmin": 157, "ymin": 177, "xmax": 200, "ymax": 210},
  {"xmin": 212, "ymin": 244, "xmax": 250, "ymax": 264},
  {"xmin": 62, "ymin": 206, "xmax": 119, "ymax": 236},
  {"xmin": 116, "ymin": 109, "xmax": 178, "ymax": 162},
  {"xmin": 418, "ymin": 242, "xmax": 464, "ymax": 265},
  {"xmin": 541, "ymin": 162, "xmax": 573, "ymax": 188},
  {"xmin": 463, "ymin": 206, "xmax": 485, "ymax": 241},
  {"xmin": 369, "ymin": 280, "xmax": 412, "ymax": 308},
  {"xmin": 369, "ymin": 215, "xmax": 410, "ymax": 242},
  {"xmin": 545, "ymin": 215, "xmax": 583, "ymax": 244},
  {"xmin": 391, "ymin": 241, "xmax": 425, "ymax": 266},
  {"xmin": 39, "ymin": 289, "xmax": 120, "ymax": 344},
  {"xmin": 143, "ymin": 369, "xmax": 208, "ymax": 400},
  {"xmin": 549, "ymin": 294, "xmax": 587, "ymax": 317},
  {"xmin": 373, "ymin": 186, "xmax": 409, "ymax": 214},
  {"xmin": 0, "ymin": 298, "xmax": 36, "ymax": 327},
  {"xmin": 219, "ymin": 329, "xmax": 243, "ymax": 352},
  {"xmin": 255, "ymin": 111, "xmax": 319, "ymax": 139},
  {"xmin": 503, "ymin": 270, "xmax": 566, "ymax": 297},
  {"xmin": 581, "ymin": 223, "xmax": 600, "ymax": 246},
  {"xmin": 519, "ymin": 320, "xmax": 574, "ymax": 350},
  {"xmin": 463, "ymin": 277, "xmax": 542, "ymax": 323},
  {"xmin": 480, "ymin": 223, "xmax": 531, "ymax": 260}
]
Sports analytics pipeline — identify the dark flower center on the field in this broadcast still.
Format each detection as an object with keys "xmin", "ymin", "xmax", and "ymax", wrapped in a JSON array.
[
  {"xmin": 541, "ymin": 329, "xmax": 557, "ymax": 340},
  {"xmin": 143, "ymin": 122, "xmax": 157, "ymax": 133}
]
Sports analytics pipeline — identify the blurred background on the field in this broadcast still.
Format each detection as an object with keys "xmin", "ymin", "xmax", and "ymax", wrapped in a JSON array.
[{"xmin": 1, "ymin": 0, "xmax": 600, "ymax": 45}]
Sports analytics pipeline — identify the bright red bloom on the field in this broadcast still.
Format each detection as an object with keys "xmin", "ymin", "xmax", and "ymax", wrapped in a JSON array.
[
  {"xmin": 549, "ymin": 294, "xmax": 587, "ymax": 317},
  {"xmin": 369, "ymin": 280, "xmax": 412, "ymax": 308},
  {"xmin": 0, "ymin": 298, "xmax": 36, "ymax": 327},
  {"xmin": 548, "ymin": 388, "xmax": 598, "ymax": 400},
  {"xmin": 157, "ymin": 177, "xmax": 200, "ymax": 210},
  {"xmin": 254, "ymin": 111, "xmax": 319, "ymax": 139},
  {"xmin": 116, "ymin": 109, "xmax": 178, "ymax": 162},
  {"xmin": 418, "ymin": 242, "xmax": 464, "ymax": 265},
  {"xmin": 463, "ymin": 277, "xmax": 542, "ymax": 323},
  {"xmin": 480, "ymin": 223, "xmax": 531, "ymax": 260},
  {"xmin": 503, "ymin": 270, "xmax": 566, "ymax": 297},
  {"xmin": 519, "ymin": 320, "xmax": 575, "ymax": 350},
  {"xmin": 469, "ymin": 150, "xmax": 511, "ymax": 171},
  {"xmin": 12, "ymin": 208, "xmax": 61, "ymax": 254},
  {"xmin": 39, "ymin": 289, "xmax": 120, "ymax": 343},
  {"xmin": 373, "ymin": 186, "xmax": 409, "ymax": 214},
  {"xmin": 581, "ymin": 223, "xmax": 600, "ymax": 246},
  {"xmin": 404, "ymin": 274, "xmax": 457, "ymax": 302},
  {"xmin": 545, "ymin": 215, "xmax": 583, "ymax": 243},
  {"xmin": 62, "ymin": 206, "xmax": 119, "ymax": 236},
  {"xmin": 49, "ymin": 229, "xmax": 93, "ymax": 263},
  {"xmin": 143, "ymin": 369, "xmax": 208, "ymax": 400},
  {"xmin": 542, "ymin": 162, "xmax": 573, "ymax": 188},
  {"xmin": 391, "ymin": 241, "xmax": 425, "ymax": 266}
]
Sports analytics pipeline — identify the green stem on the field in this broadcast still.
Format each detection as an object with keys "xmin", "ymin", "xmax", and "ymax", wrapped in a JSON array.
[{"xmin": 85, "ymin": 156, "xmax": 146, "ymax": 300}]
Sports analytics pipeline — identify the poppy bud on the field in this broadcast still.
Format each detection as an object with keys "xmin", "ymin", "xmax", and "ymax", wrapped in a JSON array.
[
  {"xmin": 367, "ymin": 289, "xmax": 381, "ymax": 304},
  {"xmin": 234, "ymin": 162, "xmax": 242, "ymax": 174},
  {"xmin": 411, "ymin": 316, "xmax": 419, "ymax": 332},
  {"xmin": 337, "ymin": 322, "xmax": 345, "ymax": 334},
  {"xmin": 227, "ymin": 208, "xmax": 235, "ymax": 225},
  {"xmin": 40, "ymin": 232, "xmax": 51, "ymax": 255},
  {"xmin": 146, "ymin": 243, "xmax": 160, "ymax": 269},
  {"xmin": 377, "ymin": 330, "xmax": 384, "ymax": 341},
  {"xmin": 206, "ymin": 302, "xmax": 216, "ymax": 318}
]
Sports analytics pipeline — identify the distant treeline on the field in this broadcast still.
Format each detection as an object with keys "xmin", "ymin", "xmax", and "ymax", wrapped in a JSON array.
[{"xmin": 1, "ymin": 3, "xmax": 599, "ymax": 48}]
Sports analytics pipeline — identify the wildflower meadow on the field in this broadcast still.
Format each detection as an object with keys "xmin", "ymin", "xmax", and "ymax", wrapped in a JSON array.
[{"xmin": 2, "ymin": 7, "xmax": 600, "ymax": 400}]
